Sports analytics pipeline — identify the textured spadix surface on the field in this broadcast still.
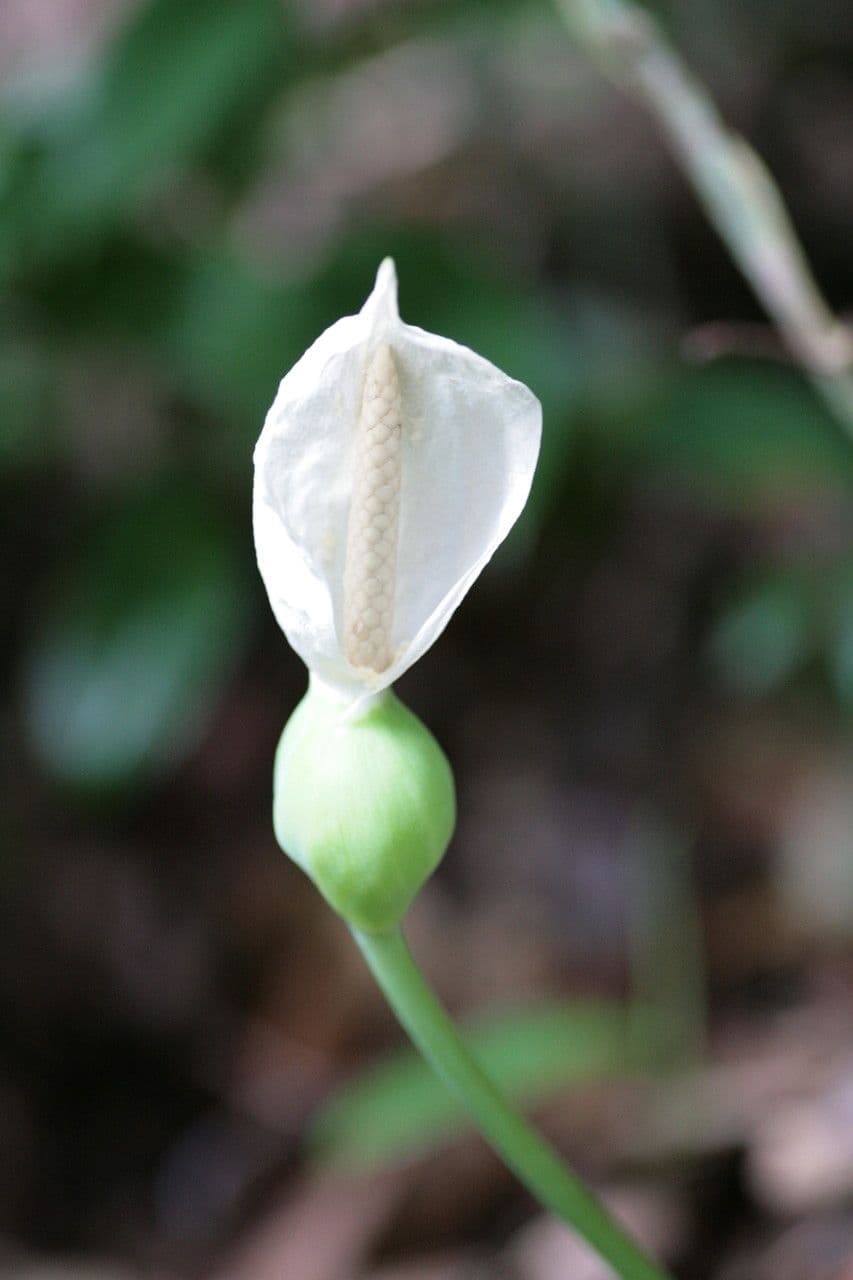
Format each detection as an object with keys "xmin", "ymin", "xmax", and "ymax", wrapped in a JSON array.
[
  {"xmin": 253, "ymin": 258, "xmax": 542, "ymax": 704},
  {"xmin": 342, "ymin": 343, "xmax": 403, "ymax": 673}
]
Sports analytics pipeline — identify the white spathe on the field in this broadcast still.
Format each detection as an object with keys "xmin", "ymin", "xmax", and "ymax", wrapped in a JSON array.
[{"xmin": 253, "ymin": 258, "xmax": 542, "ymax": 704}]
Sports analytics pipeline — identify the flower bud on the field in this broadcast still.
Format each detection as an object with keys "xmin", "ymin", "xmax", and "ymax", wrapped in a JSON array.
[{"xmin": 272, "ymin": 680, "xmax": 456, "ymax": 933}]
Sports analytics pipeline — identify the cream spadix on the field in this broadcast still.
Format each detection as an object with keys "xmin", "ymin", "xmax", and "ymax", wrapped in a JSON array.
[
  {"xmin": 253, "ymin": 258, "xmax": 542, "ymax": 707},
  {"xmin": 342, "ymin": 342, "xmax": 403, "ymax": 674}
]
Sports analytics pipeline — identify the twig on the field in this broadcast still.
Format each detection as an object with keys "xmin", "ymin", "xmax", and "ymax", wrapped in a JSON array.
[{"xmin": 556, "ymin": 0, "xmax": 853, "ymax": 436}]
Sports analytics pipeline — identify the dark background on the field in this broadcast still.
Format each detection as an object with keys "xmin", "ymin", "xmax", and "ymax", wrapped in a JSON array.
[{"xmin": 1, "ymin": 2, "xmax": 852, "ymax": 1277}]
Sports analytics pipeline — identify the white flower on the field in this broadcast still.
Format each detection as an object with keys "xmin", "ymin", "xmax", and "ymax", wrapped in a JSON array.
[{"xmin": 253, "ymin": 258, "xmax": 542, "ymax": 706}]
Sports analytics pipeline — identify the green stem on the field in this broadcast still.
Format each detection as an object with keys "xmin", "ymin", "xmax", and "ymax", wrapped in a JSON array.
[{"xmin": 352, "ymin": 925, "xmax": 672, "ymax": 1280}]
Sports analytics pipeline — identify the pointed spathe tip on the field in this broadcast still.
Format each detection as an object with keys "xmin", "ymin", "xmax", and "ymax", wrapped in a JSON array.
[
  {"xmin": 362, "ymin": 257, "xmax": 400, "ymax": 328},
  {"xmin": 376, "ymin": 256, "xmax": 397, "ymax": 290}
]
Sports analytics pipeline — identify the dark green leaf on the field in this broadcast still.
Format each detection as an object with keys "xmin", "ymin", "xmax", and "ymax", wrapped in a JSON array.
[
  {"xmin": 1, "ymin": 0, "xmax": 293, "ymax": 267},
  {"xmin": 708, "ymin": 571, "xmax": 815, "ymax": 696},
  {"xmin": 639, "ymin": 364, "xmax": 853, "ymax": 501},
  {"xmin": 830, "ymin": 569, "xmax": 853, "ymax": 706},
  {"xmin": 0, "ymin": 339, "xmax": 57, "ymax": 468},
  {"xmin": 24, "ymin": 478, "xmax": 248, "ymax": 793}
]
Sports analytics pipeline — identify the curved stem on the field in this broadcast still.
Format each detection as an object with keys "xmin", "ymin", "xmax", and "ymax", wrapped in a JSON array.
[{"xmin": 352, "ymin": 925, "xmax": 672, "ymax": 1280}]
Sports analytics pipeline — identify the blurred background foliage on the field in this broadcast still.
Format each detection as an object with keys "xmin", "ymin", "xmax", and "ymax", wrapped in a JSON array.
[{"xmin": 1, "ymin": 1, "xmax": 852, "ymax": 1278}]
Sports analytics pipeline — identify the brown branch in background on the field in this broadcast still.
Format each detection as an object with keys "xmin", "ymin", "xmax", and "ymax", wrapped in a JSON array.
[
  {"xmin": 556, "ymin": 0, "xmax": 853, "ymax": 436},
  {"xmin": 681, "ymin": 321, "xmax": 794, "ymax": 368}
]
